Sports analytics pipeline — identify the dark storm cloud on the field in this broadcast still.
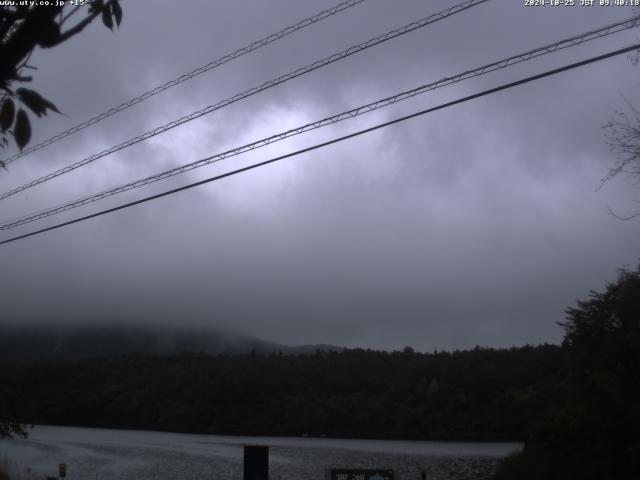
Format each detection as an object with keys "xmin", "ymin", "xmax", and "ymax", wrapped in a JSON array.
[{"xmin": 1, "ymin": 0, "xmax": 639, "ymax": 351}]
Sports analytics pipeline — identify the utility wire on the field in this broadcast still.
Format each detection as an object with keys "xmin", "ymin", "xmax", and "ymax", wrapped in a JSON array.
[
  {"xmin": 1, "ymin": 42, "xmax": 638, "ymax": 247},
  {"xmin": 0, "ymin": 0, "xmax": 490, "ymax": 202},
  {"xmin": 1, "ymin": 0, "xmax": 369, "ymax": 166},
  {"xmin": 2, "ymin": 15, "xmax": 638, "ymax": 230}
]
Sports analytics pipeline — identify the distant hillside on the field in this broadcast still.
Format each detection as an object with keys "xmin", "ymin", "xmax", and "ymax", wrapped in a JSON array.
[
  {"xmin": 0, "ymin": 323, "xmax": 342, "ymax": 361},
  {"xmin": 0, "ymin": 344, "xmax": 563, "ymax": 440}
]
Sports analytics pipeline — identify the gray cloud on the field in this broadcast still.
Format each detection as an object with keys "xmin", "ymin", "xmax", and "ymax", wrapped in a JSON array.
[{"xmin": 1, "ymin": 0, "xmax": 639, "ymax": 351}]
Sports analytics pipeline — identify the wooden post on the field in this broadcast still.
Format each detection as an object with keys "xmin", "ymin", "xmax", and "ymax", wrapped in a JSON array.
[{"xmin": 244, "ymin": 445, "xmax": 268, "ymax": 480}]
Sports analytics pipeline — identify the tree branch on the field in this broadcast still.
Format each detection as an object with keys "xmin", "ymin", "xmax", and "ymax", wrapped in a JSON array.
[
  {"xmin": 0, "ymin": 6, "xmax": 62, "ymax": 80},
  {"xmin": 60, "ymin": 5, "xmax": 82, "ymax": 27},
  {"xmin": 606, "ymin": 205, "xmax": 640, "ymax": 220},
  {"xmin": 58, "ymin": 6, "xmax": 105, "ymax": 43}
]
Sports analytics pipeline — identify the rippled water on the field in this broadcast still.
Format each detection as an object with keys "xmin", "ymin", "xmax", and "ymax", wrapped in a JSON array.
[{"xmin": 0, "ymin": 426, "xmax": 521, "ymax": 480}]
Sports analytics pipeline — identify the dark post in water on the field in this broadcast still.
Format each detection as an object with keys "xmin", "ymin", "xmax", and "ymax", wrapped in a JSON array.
[{"xmin": 244, "ymin": 445, "xmax": 269, "ymax": 480}]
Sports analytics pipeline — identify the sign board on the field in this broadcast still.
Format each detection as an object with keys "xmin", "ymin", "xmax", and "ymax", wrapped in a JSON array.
[
  {"xmin": 244, "ymin": 445, "xmax": 268, "ymax": 480},
  {"xmin": 329, "ymin": 469, "xmax": 394, "ymax": 480},
  {"xmin": 58, "ymin": 464, "xmax": 67, "ymax": 478}
]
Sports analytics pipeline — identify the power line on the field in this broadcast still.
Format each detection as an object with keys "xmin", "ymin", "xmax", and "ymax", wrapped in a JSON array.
[
  {"xmin": 1, "ymin": 0, "xmax": 370, "ymax": 166},
  {"xmin": 1, "ymin": 42, "xmax": 637, "ymax": 247},
  {"xmin": 0, "ymin": 0, "xmax": 491, "ymax": 202},
  {"xmin": 2, "ymin": 15, "xmax": 638, "ymax": 230}
]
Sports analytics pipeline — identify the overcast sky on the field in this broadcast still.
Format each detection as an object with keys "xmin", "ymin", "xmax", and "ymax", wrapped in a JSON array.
[{"xmin": 1, "ymin": 0, "xmax": 639, "ymax": 351}]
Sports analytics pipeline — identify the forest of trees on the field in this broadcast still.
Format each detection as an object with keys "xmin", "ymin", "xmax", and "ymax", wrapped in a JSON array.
[
  {"xmin": 0, "ymin": 344, "xmax": 563, "ymax": 441},
  {"xmin": 1, "ymin": 265, "xmax": 638, "ymax": 480}
]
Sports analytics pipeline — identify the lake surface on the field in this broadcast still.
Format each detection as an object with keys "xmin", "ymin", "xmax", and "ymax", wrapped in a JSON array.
[{"xmin": 0, "ymin": 426, "xmax": 521, "ymax": 480}]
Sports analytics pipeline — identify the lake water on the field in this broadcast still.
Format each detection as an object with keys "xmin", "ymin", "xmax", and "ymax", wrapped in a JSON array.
[{"xmin": 0, "ymin": 426, "xmax": 521, "ymax": 480}]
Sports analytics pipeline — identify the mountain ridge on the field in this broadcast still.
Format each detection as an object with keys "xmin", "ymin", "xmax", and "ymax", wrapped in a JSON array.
[{"xmin": 0, "ymin": 323, "xmax": 342, "ymax": 361}]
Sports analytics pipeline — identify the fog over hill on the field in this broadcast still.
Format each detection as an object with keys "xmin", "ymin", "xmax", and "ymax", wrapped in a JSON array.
[{"xmin": 0, "ymin": 323, "xmax": 342, "ymax": 361}]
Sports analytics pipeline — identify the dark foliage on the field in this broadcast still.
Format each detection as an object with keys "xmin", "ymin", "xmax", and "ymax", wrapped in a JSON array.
[
  {"xmin": 494, "ymin": 265, "xmax": 640, "ymax": 480},
  {"xmin": 0, "ymin": 384, "xmax": 28, "ymax": 439},
  {"xmin": 0, "ymin": 344, "xmax": 562, "ymax": 441},
  {"xmin": 0, "ymin": 1, "xmax": 122, "ymax": 163}
]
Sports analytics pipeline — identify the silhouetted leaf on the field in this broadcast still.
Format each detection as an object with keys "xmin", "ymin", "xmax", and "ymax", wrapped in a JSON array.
[
  {"xmin": 102, "ymin": 6, "xmax": 113, "ymax": 31},
  {"xmin": 0, "ymin": 98, "xmax": 15, "ymax": 132},
  {"xmin": 14, "ymin": 109, "xmax": 31, "ymax": 150},
  {"xmin": 89, "ymin": 0, "xmax": 104, "ymax": 14},
  {"xmin": 36, "ymin": 21, "xmax": 61, "ymax": 48},
  {"xmin": 16, "ymin": 88, "xmax": 60, "ymax": 118},
  {"xmin": 112, "ymin": 0, "xmax": 122, "ymax": 27}
]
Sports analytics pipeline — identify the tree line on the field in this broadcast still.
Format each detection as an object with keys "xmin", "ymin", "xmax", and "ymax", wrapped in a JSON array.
[
  {"xmin": 1, "ymin": 344, "xmax": 563, "ymax": 441},
  {"xmin": 2, "ymin": 264, "xmax": 638, "ymax": 479}
]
